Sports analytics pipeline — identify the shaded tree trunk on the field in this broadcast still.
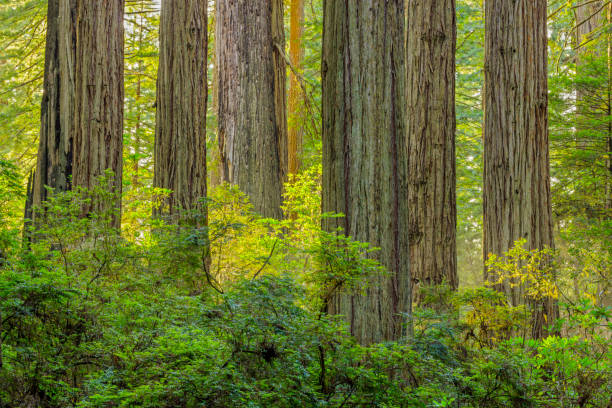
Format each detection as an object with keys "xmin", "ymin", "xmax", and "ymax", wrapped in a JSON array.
[
  {"xmin": 322, "ymin": 0, "xmax": 410, "ymax": 344},
  {"xmin": 288, "ymin": 0, "xmax": 305, "ymax": 177},
  {"xmin": 216, "ymin": 0, "xmax": 286, "ymax": 219},
  {"xmin": 72, "ymin": 0, "xmax": 124, "ymax": 228},
  {"xmin": 406, "ymin": 0, "xmax": 457, "ymax": 302},
  {"xmin": 27, "ymin": 0, "xmax": 76, "ymax": 228},
  {"xmin": 483, "ymin": 0, "xmax": 557, "ymax": 338},
  {"xmin": 575, "ymin": 0, "xmax": 604, "ymax": 50},
  {"xmin": 153, "ymin": 0, "xmax": 208, "ymax": 216}
]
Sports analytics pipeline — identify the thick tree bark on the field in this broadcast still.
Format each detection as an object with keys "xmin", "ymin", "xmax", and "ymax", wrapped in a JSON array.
[
  {"xmin": 27, "ymin": 0, "xmax": 76, "ymax": 227},
  {"xmin": 288, "ymin": 0, "xmax": 305, "ymax": 177},
  {"xmin": 153, "ymin": 0, "xmax": 208, "ymax": 216},
  {"xmin": 406, "ymin": 0, "xmax": 457, "ymax": 302},
  {"xmin": 322, "ymin": 0, "xmax": 410, "ymax": 344},
  {"xmin": 72, "ymin": 0, "xmax": 124, "ymax": 228},
  {"xmin": 216, "ymin": 0, "xmax": 286, "ymax": 219},
  {"xmin": 483, "ymin": 0, "xmax": 557, "ymax": 338}
]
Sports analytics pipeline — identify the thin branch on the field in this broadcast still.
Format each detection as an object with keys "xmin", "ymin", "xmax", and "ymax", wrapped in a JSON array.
[
  {"xmin": 574, "ymin": 1, "xmax": 610, "ymax": 36},
  {"xmin": 252, "ymin": 239, "xmax": 279, "ymax": 280},
  {"xmin": 549, "ymin": 0, "xmax": 573, "ymax": 20}
]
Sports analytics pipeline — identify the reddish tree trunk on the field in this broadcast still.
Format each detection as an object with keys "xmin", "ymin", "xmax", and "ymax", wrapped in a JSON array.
[
  {"xmin": 483, "ymin": 0, "xmax": 558, "ymax": 338},
  {"xmin": 406, "ymin": 0, "xmax": 457, "ymax": 302},
  {"xmin": 72, "ymin": 0, "xmax": 124, "ymax": 228},
  {"xmin": 322, "ymin": 0, "xmax": 410, "ymax": 344},
  {"xmin": 216, "ymin": 0, "xmax": 286, "ymax": 219},
  {"xmin": 153, "ymin": 0, "xmax": 208, "ymax": 216},
  {"xmin": 27, "ymin": 0, "xmax": 76, "ymax": 228}
]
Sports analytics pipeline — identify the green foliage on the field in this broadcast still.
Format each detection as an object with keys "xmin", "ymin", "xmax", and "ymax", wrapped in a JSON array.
[
  {"xmin": 486, "ymin": 239, "xmax": 559, "ymax": 303},
  {"xmin": 0, "ymin": 0, "xmax": 45, "ymax": 171},
  {"xmin": 455, "ymin": 0, "xmax": 485, "ymax": 287},
  {"xmin": 2, "ymin": 183, "xmax": 611, "ymax": 407},
  {"xmin": 0, "ymin": 158, "xmax": 22, "ymax": 261},
  {"xmin": 455, "ymin": 287, "xmax": 529, "ymax": 347}
]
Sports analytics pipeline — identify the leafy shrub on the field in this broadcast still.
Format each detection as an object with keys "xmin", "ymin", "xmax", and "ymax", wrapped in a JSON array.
[{"xmin": 1, "ymin": 181, "xmax": 611, "ymax": 407}]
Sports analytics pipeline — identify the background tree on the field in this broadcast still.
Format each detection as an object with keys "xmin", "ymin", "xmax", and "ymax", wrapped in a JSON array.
[
  {"xmin": 287, "ymin": 0, "xmax": 305, "ymax": 178},
  {"xmin": 548, "ymin": 2, "xmax": 611, "ymax": 310},
  {"xmin": 406, "ymin": 0, "xmax": 458, "ymax": 302},
  {"xmin": 454, "ymin": 0, "xmax": 485, "ymax": 288},
  {"xmin": 124, "ymin": 0, "xmax": 158, "ymax": 191},
  {"xmin": 153, "ymin": 0, "xmax": 207, "ymax": 216},
  {"xmin": 574, "ymin": 1, "xmax": 610, "ymax": 215},
  {"xmin": 0, "ymin": 1, "xmax": 46, "ymax": 172},
  {"xmin": 216, "ymin": 0, "xmax": 286, "ymax": 219},
  {"xmin": 322, "ymin": 0, "xmax": 410, "ymax": 344},
  {"xmin": 575, "ymin": 1, "xmax": 605, "ymax": 51},
  {"xmin": 483, "ymin": 0, "xmax": 557, "ymax": 338},
  {"xmin": 575, "ymin": 1, "xmax": 605, "ymax": 177},
  {"xmin": 72, "ymin": 0, "xmax": 125, "ymax": 227}
]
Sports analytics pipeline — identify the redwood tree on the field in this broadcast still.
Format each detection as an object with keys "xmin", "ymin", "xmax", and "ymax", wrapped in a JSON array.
[
  {"xmin": 483, "ymin": 0, "xmax": 557, "ymax": 338},
  {"xmin": 27, "ymin": 0, "xmax": 76, "ymax": 226},
  {"xmin": 322, "ymin": 0, "xmax": 410, "ymax": 344},
  {"xmin": 72, "ymin": 0, "xmax": 124, "ymax": 227},
  {"xmin": 216, "ymin": 0, "xmax": 286, "ymax": 219},
  {"xmin": 153, "ymin": 0, "xmax": 208, "ymax": 216},
  {"xmin": 406, "ymin": 0, "xmax": 457, "ymax": 302}
]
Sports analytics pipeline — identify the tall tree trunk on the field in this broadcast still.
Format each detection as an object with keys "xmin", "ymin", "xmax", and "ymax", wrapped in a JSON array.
[
  {"xmin": 153, "ymin": 0, "xmax": 208, "ymax": 216},
  {"xmin": 216, "ymin": 0, "xmax": 286, "ymax": 219},
  {"xmin": 406, "ymin": 0, "xmax": 457, "ymax": 303},
  {"xmin": 483, "ymin": 0, "xmax": 557, "ymax": 338},
  {"xmin": 27, "ymin": 0, "xmax": 76, "ymax": 228},
  {"xmin": 322, "ymin": 0, "xmax": 410, "ymax": 344},
  {"xmin": 72, "ymin": 0, "xmax": 124, "ymax": 228},
  {"xmin": 288, "ymin": 0, "xmax": 305, "ymax": 178}
]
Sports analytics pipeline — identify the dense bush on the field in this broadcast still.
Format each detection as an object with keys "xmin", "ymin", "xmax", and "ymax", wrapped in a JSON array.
[{"xmin": 0, "ymin": 178, "xmax": 610, "ymax": 407}]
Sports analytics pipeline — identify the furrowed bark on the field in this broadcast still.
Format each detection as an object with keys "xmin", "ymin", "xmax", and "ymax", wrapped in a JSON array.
[
  {"xmin": 322, "ymin": 0, "xmax": 410, "ymax": 344},
  {"xmin": 406, "ymin": 0, "xmax": 458, "ymax": 302},
  {"xmin": 216, "ymin": 0, "xmax": 286, "ymax": 219},
  {"xmin": 153, "ymin": 0, "xmax": 208, "ymax": 216},
  {"xmin": 483, "ymin": 0, "xmax": 558, "ymax": 338},
  {"xmin": 27, "ymin": 0, "xmax": 76, "ymax": 230},
  {"xmin": 72, "ymin": 0, "xmax": 124, "ymax": 228}
]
